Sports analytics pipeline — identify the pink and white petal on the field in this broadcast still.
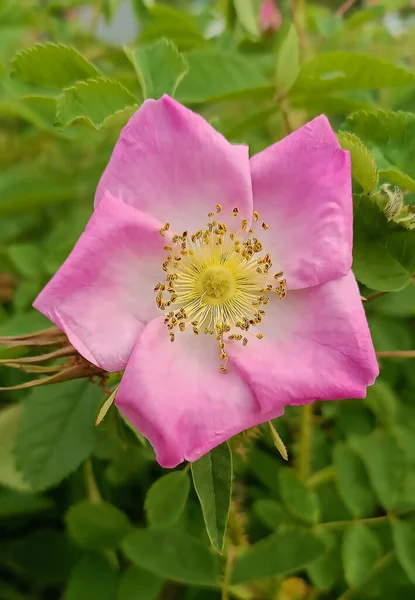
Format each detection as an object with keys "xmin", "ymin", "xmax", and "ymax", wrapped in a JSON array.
[
  {"xmin": 34, "ymin": 193, "xmax": 167, "ymax": 372},
  {"xmin": 115, "ymin": 317, "xmax": 280, "ymax": 468},
  {"xmin": 95, "ymin": 95, "xmax": 253, "ymax": 234},
  {"xmin": 227, "ymin": 271, "xmax": 379, "ymax": 412},
  {"xmin": 250, "ymin": 115, "xmax": 352, "ymax": 290}
]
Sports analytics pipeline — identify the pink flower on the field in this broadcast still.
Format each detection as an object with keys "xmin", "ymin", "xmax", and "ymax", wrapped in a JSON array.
[
  {"xmin": 259, "ymin": 0, "xmax": 282, "ymax": 33},
  {"xmin": 34, "ymin": 96, "xmax": 378, "ymax": 468}
]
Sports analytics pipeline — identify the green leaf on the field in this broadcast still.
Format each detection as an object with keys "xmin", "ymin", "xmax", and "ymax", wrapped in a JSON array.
[
  {"xmin": 15, "ymin": 380, "xmax": 102, "ymax": 490},
  {"xmin": 292, "ymin": 52, "xmax": 415, "ymax": 95},
  {"xmin": 365, "ymin": 380, "xmax": 397, "ymax": 426},
  {"xmin": 350, "ymin": 430, "xmax": 407, "ymax": 511},
  {"xmin": 140, "ymin": 4, "xmax": 205, "ymax": 51},
  {"xmin": 56, "ymin": 78, "xmax": 137, "ymax": 129},
  {"xmin": 337, "ymin": 132, "xmax": 378, "ymax": 193},
  {"xmin": 122, "ymin": 529, "xmax": 219, "ymax": 586},
  {"xmin": 233, "ymin": 0, "xmax": 259, "ymax": 38},
  {"xmin": 231, "ymin": 527, "xmax": 325, "ymax": 584},
  {"xmin": 307, "ymin": 530, "xmax": 342, "ymax": 591},
  {"xmin": 0, "ymin": 489, "xmax": 52, "ymax": 518},
  {"xmin": 333, "ymin": 443, "xmax": 376, "ymax": 518},
  {"xmin": 276, "ymin": 24, "xmax": 300, "ymax": 94},
  {"xmin": 253, "ymin": 499, "xmax": 291, "ymax": 530},
  {"xmin": 391, "ymin": 519, "xmax": 415, "ymax": 584},
  {"xmin": 102, "ymin": 0, "xmax": 122, "ymax": 23},
  {"xmin": 342, "ymin": 524, "xmax": 382, "ymax": 587},
  {"xmin": 117, "ymin": 566, "xmax": 163, "ymax": 600},
  {"xmin": 352, "ymin": 196, "xmax": 415, "ymax": 292},
  {"xmin": 145, "ymin": 471, "xmax": 190, "ymax": 529},
  {"xmin": 7, "ymin": 244, "xmax": 44, "ymax": 279},
  {"xmin": 0, "ymin": 404, "xmax": 31, "ymax": 491},
  {"xmin": 65, "ymin": 553, "xmax": 118, "ymax": 600},
  {"xmin": 11, "ymin": 43, "xmax": 99, "ymax": 90},
  {"xmin": 126, "ymin": 39, "xmax": 188, "ymax": 100},
  {"xmin": 191, "ymin": 443, "xmax": 233, "ymax": 553},
  {"xmin": 66, "ymin": 500, "xmax": 132, "ymax": 550},
  {"xmin": 343, "ymin": 110, "xmax": 415, "ymax": 184},
  {"xmin": 278, "ymin": 468, "xmax": 320, "ymax": 525},
  {"xmin": 176, "ymin": 51, "xmax": 271, "ymax": 104}
]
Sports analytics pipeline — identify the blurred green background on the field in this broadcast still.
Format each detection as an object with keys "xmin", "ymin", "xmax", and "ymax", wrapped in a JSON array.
[{"xmin": 1, "ymin": 1, "xmax": 415, "ymax": 599}]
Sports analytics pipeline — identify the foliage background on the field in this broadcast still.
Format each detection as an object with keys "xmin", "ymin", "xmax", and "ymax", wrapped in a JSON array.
[{"xmin": 1, "ymin": 0, "xmax": 415, "ymax": 599}]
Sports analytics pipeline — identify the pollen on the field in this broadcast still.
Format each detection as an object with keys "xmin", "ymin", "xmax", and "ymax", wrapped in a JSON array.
[{"xmin": 154, "ymin": 209, "xmax": 286, "ymax": 371}]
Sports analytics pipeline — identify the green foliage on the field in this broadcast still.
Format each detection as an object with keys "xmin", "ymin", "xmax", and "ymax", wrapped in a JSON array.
[
  {"xmin": 56, "ymin": 78, "xmax": 137, "ymax": 128},
  {"xmin": 14, "ymin": 381, "xmax": 102, "ymax": 490},
  {"xmin": 191, "ymin": 443, "xmax": 233, "ymax": 552},
  {"xmin": 1, "ymin": 1, "xmax": 415, "ymax": 599},
  {"xmin": 276, "ymin": 24, "xmax": 300, "ymax": 94},
  {"xmin": 145, "ymin": 471, "xmax": 190, "ymax": 529},
  {"xmin": 127, "ymin": 39, "xmax": 188, "ymax": 100},
  {"xmin": 66, "ymin": 500, "xmax": 132, "ymax": 549},
  {"xmin": 122, "ymin": 529, "xmax": 219, "ymax": 586}
]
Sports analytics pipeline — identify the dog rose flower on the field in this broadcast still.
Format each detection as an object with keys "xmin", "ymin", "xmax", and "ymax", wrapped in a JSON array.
[{"xmin": 34, "ymin": 96, "xmax": 378, "ymax": 467}]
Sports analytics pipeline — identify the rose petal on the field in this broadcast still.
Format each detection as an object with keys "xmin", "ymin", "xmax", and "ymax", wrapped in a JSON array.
[
  {"xmin": 250, "ymin": 115, "xmax": 352, "ymax": 289},
  {"xmin": 34, "ymin": 193, "xmax": 166, "ymax": 371},
  {"xmin": 227, "ymin": 271, "xmax": 379, "ymax": 412},
  {"xmin": 115, "ymin": 317, "xmax": 281, "ymax": 468},
  {"xmin": 96, "ymin": 95, "xmax": 253, "ymax": 233}
]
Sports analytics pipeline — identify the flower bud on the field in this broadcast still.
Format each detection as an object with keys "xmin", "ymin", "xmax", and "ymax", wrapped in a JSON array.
[{"xmin": 259, "ymin": 0, "xmax": 282, "ymax": 34}]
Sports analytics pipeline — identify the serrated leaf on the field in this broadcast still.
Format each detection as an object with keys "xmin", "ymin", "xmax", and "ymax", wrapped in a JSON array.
[
  {"xmin": 350, "ymin": 430, "xmax": 407, "ymax": 511},
  {"xmin": 338, "ymin": 131, "xmax": 378, "ymax": 193},
  {"xmin": 14, "ymin": 380, "xmax": 102, "ymax": 490},
  {"xmin": 127, "ymin": 39, "xmax": 188, "ymax": 100},
  {"xmin": 122, "ymin": 529, "xmax": 219, "ymax": 586},
  {"xmin": 65, "ymin": 552, "xmax": 118, "ymax": 600},
  {"xmin": 56, "ymin": 78, "xmax": 137, "ymax": 129},
  {"xmin": 292, "ymin": 52, "xmax": 415, "ymax": 95},
  {"xmin": 231, "ymin": 527, "xmax": 325, "ymax": 584},
  {"xmin": 391, "ymin": 519, "xmax": 415, "ymax": 584},
  {"xmin": 342, "ymin": 524, "xmax": 382, "ymax": 587},
  {"xmin": 145, "ymin": 471, "xmax": 190, "ymax": 529},
  {"xmin": 176, "ymin": 51, "xmax": 271, "ymax": 104},
  {"xmin": 276, "ymin": 24, "xmax": 300, "ymax": 94},
  {"xmin": 0, "ymin": 404, "xmax": 31, "ymax": 491},
  {"xmin": 279, "ymin": 468, "xmax": 320, "ymax": 525},
  {"xmin": 191, "ymin": 443, "xmax": 233, "ymax": 553},
  {"xmin": 352, "ymin": 196, "xmax": 415, "ymax": 291},
  {"xmin": 233, "ymin": 0, "xmax": 259, "ymax": 38},
  {"xmin": 343, "ymin": 109, "xmax": 415, "ymax": 185},
  {"xmin": 66, "ymin": 500, "xmax": 132, "ymax": 550},
  {"xmin": 117, "ymin": 566, "xmax": 163, "ymax": 600},
  {"xmin": 11, "ymin": 43, "xmax": 99, "ymax": 90},
  {"xmin": 334, "ymin": 443, "xmax": 376, "ymax": 518}
]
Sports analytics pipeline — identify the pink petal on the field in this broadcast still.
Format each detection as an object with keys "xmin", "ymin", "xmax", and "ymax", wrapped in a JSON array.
[
  {"xmin": 115, "ymin": 317, "xmax": 281, "ymax": 468},
  {"xmin": 259, "ymin": 0, "xmax": 282, "ymax": 33},
  {"xmin": 227, "ymin": 271, "xmax": 379, "ymax": 413},
  {"xmin": 250, "ymin": 115, "xmax": 352, "ymax": 290},
  {"xmin": 95, "ymin": 95, "xmax": 253, "ymax": 233},
  {"xmin": 34, "ymin": 193, "xmax": 167, "ymax": 371}
]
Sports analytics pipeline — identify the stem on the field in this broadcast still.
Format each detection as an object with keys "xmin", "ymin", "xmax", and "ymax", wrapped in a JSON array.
[
  {"xmin": 336, "ymin": 0, "xmax": 358, "ymax": 17},
  {"xmin": 308, "ymin": 466, "xmax": 335, "ymax": 488},
  {"xmin": 83, "ymin": 459, "xmax": 102, "ymax": 503},
  {"xmin": 363, "ymin": 290, "xmax": 388, "ymax": 303},
  {"xmin": 222, "ymin": 546, "xmax": 236, "ymax": 600},
  {"xmin": 289, "ymin": 0, "xmax": 306, "ymax": 48},
  {"xmin": 318, "ymin": 514, "xmax": 390, "ymax": 531},
  {"xmin": 298, "ymin": 403, "xmax": 313, "ymax": 481},
  {"xmin": 377, "ymin": 350, "xmax": 415, "ymax": 359}
]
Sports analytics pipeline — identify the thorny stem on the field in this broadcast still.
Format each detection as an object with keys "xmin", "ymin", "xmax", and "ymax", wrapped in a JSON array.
[
  {"xmin": 335, "ymin": 0, "xmax": 358, "ymax": 17},
  {"xmin": 222, "ymin": 546, "xmax": 236, "ymax": 600},
  {"xmin": 298, "ymin": 403, "xmax": 313, "ymax": 481},
  {"xmin": 377, "ymin": 350, "xmax": 415, "ymax": 359},
  {"xmin": 337, "ymin": 551, "xmax": 395, "ymax": 600}
]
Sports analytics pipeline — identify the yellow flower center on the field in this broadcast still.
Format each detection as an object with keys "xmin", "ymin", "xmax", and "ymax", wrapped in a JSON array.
[{"xmin": 154, "ymin": 206, "xmax": 286, "ymax": 372}]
